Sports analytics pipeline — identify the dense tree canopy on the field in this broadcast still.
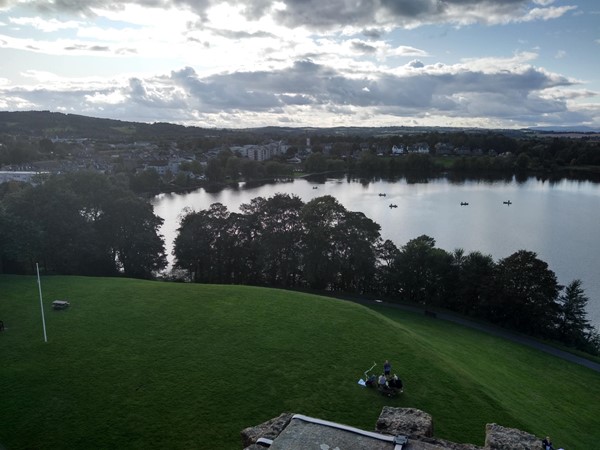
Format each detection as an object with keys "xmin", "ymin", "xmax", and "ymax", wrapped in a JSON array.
[
  {"xmin": 173, "ymin": 194, "xmax": 382, "ymax": 291},
  {"xmin": 491, "ymin": 250, "xmax": 560, "ymax": 336},
  {"xmin": 0, "ymin": 172, "xmax": 166, "ymax": 278}
]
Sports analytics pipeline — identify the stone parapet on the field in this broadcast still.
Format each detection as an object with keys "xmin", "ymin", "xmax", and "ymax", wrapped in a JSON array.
[{"xmin": 241, "ymin": 408, "xmax": 544, "ymax": 450}]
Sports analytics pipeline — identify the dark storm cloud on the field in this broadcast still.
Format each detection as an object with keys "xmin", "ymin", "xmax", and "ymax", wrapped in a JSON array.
[
  {"xmin": 362, "ymin": 28, "xmax": 384, "ymax": 39},
  {"xmin": 260, "ymin": 0, "xmax": 572, "ymax": 29},
  {"xmin": 7, "ymin": 0, "xmax": 575, "ymax": 30},
  {"xmin": 379, "ymin": 0, "xmax": 442, "ymax": 17},
  {"xmin": 351, "ymin": 41, "xmax": 377, "ymax": 54},
  {"xmin": 165, "ymin": 60, "xmax": 575, "ymax": 122}
]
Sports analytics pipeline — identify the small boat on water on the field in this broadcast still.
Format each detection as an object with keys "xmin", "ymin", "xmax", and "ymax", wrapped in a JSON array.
[
  {"xmin": 503, "ymin": 200, "xmax": 512, "ymax": 205},
  {"xmin": 460, "ymin": 202, "xmax": 469, "ymax": 206},
  {"xmin": 389, "ymin": 204, "xmax": 398, "ymax": 208}
]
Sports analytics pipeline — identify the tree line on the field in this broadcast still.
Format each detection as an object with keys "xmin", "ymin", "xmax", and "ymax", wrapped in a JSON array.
[
  {"xmin": 0, "ymin": 172, "xmax": 166, "ymax": 278},
  {"xmin": 1, "ymin": 173, "xmax": 598, "ymax": 355},
  {"xmin": 173, "ymin": 193, "xmax": 599, "ymax": 355}
]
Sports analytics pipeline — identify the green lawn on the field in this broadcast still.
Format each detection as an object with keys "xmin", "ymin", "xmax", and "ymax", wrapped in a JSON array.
[{"xmin": 1, "ymin": 275, "xmax": 598, "ymax": 449}]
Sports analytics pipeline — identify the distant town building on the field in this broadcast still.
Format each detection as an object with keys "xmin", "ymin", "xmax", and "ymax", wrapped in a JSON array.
[
  {"xmin": 391, "ymin": 145, "xmax": 405, "ymax": 155},
  {"xmin": 0, "ymin": 171, "xmax": 48, "ymax": 184},
  {"xmin": 230, "ymin": 141, "xmax": 289, "ymax": 162},
  {"xmin": 412, "ymin": 142, "xmax": 430, "ymax": 154}
]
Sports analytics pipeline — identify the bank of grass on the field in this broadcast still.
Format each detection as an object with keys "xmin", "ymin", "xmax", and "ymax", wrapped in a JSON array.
[{"xmin": 1, "ymin": 275, "xmax": 598, "ymax": 449}]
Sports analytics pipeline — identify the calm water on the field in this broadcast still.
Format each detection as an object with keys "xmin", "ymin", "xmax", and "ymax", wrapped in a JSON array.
[{"xmin": 152, "ymin": 176, "xmax": 600, "ymax": 328}]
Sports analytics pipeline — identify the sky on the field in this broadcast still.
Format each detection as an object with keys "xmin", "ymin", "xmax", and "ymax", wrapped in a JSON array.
[{"xmin": 0, "ymin": 0, "xmax": 599, "ymax": 129}]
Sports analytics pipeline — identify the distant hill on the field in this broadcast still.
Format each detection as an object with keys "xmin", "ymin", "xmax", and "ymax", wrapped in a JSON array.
[
  {"xmin": 526, "ymin": 125, "xmax": 600, "ymax": 133},
  {"xmin": 0, "ymin": 110, "xmax": 529, "ymax": 141},
  {"xmin": 0, "ymin": 110, "xmax": 216, "ymax": 141}
]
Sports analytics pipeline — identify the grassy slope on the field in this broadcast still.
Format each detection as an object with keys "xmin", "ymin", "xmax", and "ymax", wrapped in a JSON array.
[{"xmin": 0, "ymin": 275, "xmax": 598, "ymax": 449}]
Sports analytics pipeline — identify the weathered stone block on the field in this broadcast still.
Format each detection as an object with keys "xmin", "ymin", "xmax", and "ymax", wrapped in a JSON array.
[
  {"xmin": 240, "ymin": 412, "xmax": 295, "ymax": 448},
  {"xmin": 484, "ymin": 423, "xmax": 540, "ymax": 450},
  {"xmin": 375, "ymin": 406, "xmax": 434, "ymax": 438}
]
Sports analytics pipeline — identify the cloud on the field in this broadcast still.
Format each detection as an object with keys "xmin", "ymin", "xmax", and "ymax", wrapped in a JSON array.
[
  {"xmin": 1, "ymin": 57, "xmax": 587, "ymax": 128},
  {"xmin": 555, "ymin": 50, "xmax": 566, "ymax": 59},
  {"xmin": 208, "ymin": 28, "xmax": 275, "ymax": 39},
  {"xmin": 1, "ymin": 0, "xmax": 577, "ymax": 31},
  {"xmin": 361, "ymin": 28, "xmax": 385, "ymax": 39},
  {"xmin": 259, "ymin": 0, "xmax": 577, "ymax": 30},
  {"xmin": 64, "ymin": 43, "xmax": 110, "ymax": 52},
  {"xmin": 407, "ymin": 60, "xmax": 425, "ymax": 68},
  {"xmin": 351, "ymin": 40, "xmax": 377, "ymax": 54},
  {"xmin": 9, "ymin": 16, "xmax": 83, "ymax": 32},
  {"xmin": 392, "ymin": 46, "xmax": 428, "ymax": 57},
  {"xmin": 522, "ymin": 5, "xmax": 577, "ymax": 22},
  {"xmin": 0, "ymin": 32, "xmax": 140, "ymax": 56}
]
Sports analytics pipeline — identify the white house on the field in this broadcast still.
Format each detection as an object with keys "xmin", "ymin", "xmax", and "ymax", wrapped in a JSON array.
[{"xmin": 391, "ymin": 145, "xmax": 405, "ymax": 155}]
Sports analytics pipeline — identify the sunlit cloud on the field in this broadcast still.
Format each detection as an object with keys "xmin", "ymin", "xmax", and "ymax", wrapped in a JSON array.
[
  {"xmin": 9, "ymin": 16, "xmax": 83, "ymax": 32},
  {"xmin": 0, "ymin": 0, "xmax": 596, "ymax": 129}
]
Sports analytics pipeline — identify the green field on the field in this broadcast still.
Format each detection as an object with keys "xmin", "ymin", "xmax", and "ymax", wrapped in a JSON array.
[{"xmin": 1, "ymin": 275, "xmax": 598, "ymax": 449}]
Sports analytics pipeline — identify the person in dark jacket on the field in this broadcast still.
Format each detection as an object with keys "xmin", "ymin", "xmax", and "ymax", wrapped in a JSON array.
[{"xmin": 542, "ymin": 436, "xmax": 553, "ymax": 450}]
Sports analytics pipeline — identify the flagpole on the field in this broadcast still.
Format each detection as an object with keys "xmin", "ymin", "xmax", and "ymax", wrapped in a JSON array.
[{"xmin": 36, "ymin": 263, "xmax": 47, "ymax": 343}]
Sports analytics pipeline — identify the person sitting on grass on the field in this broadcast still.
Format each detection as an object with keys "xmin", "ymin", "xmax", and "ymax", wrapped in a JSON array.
[
  {"xmin": 365, "ymin": 374, "xmax": 377, "ymax": 387},
  {"xmin": 542, "ymin": 436, "xmax": 554, "ymax": 450},
  {"xmin": 378, "ymin": 374, "xmax": 387, "ymax": 388},
  {"xmin": 389, "ymin": 374, "xmax": 403, "ymax": 391}
]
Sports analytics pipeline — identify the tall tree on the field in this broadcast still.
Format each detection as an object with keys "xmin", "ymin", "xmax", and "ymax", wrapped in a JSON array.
[
  {"xmin": 335, "ymin": 210, "xmax": 381, "ymax": 293},
  {"xmin": 455, "ymin": 251, "xmax": 496, "ymax": 317},
  {"xmin": 99, "ymin": 195, "xmax": 166, "ymax": 278},
  {"xmin": 240, "ymin": 194, "xmax": 304, "ymax": 287},
  {"xmin": 174, "ymin": 203, "xmax": 230, "ymax": 282},
  {"xmin": 556, "ymin": 279, "xmax": 592, "ymax": 347},
  {"xmin": 490, "ymin": 250, "xmax": 560, "ymax": 336},
  {"xmin": 376, "ymin": 239, "xmax": 401, "ymax": 296},
  {"xmin": 300, "ymin": 196, "xmax": 346, "ymax": 289},
  {"xmin": 393, "ymin": 235, "xmax": 453, "ymax": 308}
]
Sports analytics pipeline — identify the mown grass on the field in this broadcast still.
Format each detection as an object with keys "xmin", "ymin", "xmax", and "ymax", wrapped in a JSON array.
[{"xmin": 1, "ymin": 275, "xmax": 598, "ymax": 449}]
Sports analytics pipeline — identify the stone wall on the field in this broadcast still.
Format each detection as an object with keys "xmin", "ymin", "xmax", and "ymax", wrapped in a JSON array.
[{"xmin": 241, "ymin": 407, "xmax": 545, "ymax": 450}]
